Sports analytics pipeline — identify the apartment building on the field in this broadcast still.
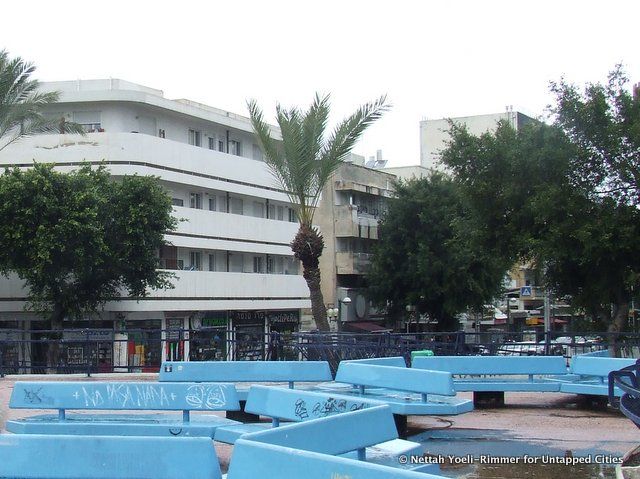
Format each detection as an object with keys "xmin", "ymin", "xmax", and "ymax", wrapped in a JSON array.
[
  {"xmin": 420, "ymin": 109, "xmax": 536, "ymax": 171},
  {"xmin": 315, "ymin": 156, "xmax": 396, "ymax": 332},
  {"xmin": 0, "ymin": 79, "xmax": 310, "ymax": 369}
]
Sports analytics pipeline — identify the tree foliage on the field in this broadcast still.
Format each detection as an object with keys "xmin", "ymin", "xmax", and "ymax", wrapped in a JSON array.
[
  {"xmin": 441, "ymin": 71, "xmax": 640, "ymax": 332},
  {"xmin": 0, "ymin": 49, "xmax": 83, "ymax": 151},
  {"xmin": 0, "ymin": 163, "xmax": 177, "ymax": 328},
  {"xmin": 248, "ymin": 94, "xmax": 389, "ymax": 330},
  {"xmin": 550, "ymin": 65, "xmax": 640, "ymax": 205},
  {"xmin": 368, "ymin": 174, "xmax": 508, "ymax": 330}
]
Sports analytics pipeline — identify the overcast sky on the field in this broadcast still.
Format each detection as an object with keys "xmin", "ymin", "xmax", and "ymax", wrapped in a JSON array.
[{"xmin": 1, "ymin": 0, "xmax": 638, "ymax": 167}]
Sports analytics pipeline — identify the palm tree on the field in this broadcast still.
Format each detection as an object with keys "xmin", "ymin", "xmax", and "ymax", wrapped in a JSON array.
[
  {"xmin": 248, "ymin": 94, "xmax": 389, "ymax": 331},
  {"xmin": 0, "ymin": 49, "xmax": 84, "ymax": 151}
]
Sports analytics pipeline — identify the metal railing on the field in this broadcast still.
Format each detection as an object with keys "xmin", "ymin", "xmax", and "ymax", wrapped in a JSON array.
[{"xmin": 0, "ymin": 329, "xmax": 638, "ymax": 377}]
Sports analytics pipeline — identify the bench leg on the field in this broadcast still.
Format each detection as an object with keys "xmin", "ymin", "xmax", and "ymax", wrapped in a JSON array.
[
  {"xmin": 393, "ymin": 414, "xmax": 408, "ymax": 439},
  {"xmin": 577, "ymin": 394, "xmax": 608, "ymax": 410},
  {"xmin": 226, "ymin": 400, "xmax": 260, "ymax": 422},
  {"xmin": 473, "ymin": 391, "xmax": 505, "ymax": 408}
]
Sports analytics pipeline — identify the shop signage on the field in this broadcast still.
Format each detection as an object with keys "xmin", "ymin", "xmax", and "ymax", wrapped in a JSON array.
[
  {"xmin": 230, "ymin": 311, "xmax": 266, "ymax": 324},
  {"xmin": 266, "ymin": 311, "xmax": 300, "ymax": 325},
  {"xmin": 62, "ymin": 329, "xmax": 114, "ymax": 341}
]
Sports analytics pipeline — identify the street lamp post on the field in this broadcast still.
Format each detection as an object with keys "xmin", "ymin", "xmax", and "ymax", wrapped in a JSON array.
[{"xmin": 326, "ymin": 306, "xmax": 339, "ymax": 331}]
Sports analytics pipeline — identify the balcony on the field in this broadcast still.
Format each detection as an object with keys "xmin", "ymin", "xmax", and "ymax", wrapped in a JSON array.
[
  {"xmin": 170, "ymin": 206, "xmax": 298, "ymax": 255},
  {"xmin": 334, "ymin": 205, "xmax": 379, "ymax": 239},
  {"xmin": 0, "ymin": 270, "xmax": 310, "ymax": 313},
  {"xmin": 336, "ymin": 252, "xmax": 373, "ymax": 275},
  {"xmin": 0, "ymin": 133, "xmax": 290, "ymax": 203}
]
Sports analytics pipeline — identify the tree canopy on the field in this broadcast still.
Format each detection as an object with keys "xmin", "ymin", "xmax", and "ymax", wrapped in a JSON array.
[
  {"xmin": 0, "ymin": 163, "xmax": 177, "ymax": 328},
  {"xmin": 441, "ymin": 68, "xmax": 640, "ymax": 332},
  {"xmin": 367, "ymin": 174, "xmax": 508, "ymax": 330},
  {"xmin": 248, "ymin": 94, "xmax": 388, "ymax": 330}
]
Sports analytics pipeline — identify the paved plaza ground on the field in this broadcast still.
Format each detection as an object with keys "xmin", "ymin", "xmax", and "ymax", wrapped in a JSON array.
[{"xmin": 1, "ymin": 374, "xmax": 637, "ymax": 478}]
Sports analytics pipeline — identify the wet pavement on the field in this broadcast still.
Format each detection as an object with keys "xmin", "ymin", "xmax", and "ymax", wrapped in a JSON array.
[{"xmin": 1, "ymin": 376, "xmax": 637, "ymax": 478}]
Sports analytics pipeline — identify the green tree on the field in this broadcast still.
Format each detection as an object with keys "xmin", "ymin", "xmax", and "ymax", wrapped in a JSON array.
[
  {"xmin": 550, "ymin": 65, "xmax": 640, "ymax": 205},
  {"xmin": 248, "ymin": 94, "xmax": 388, "ymax": 331},
  {"xmin": 0, "ymin": 50, "xmax": 83, "ymax": 151},
  {"xmin": 368, "ymin": 174, "xmax": 508, "ymax": 330},
  {"xmin": 442, "ymin": 110, "xmax": 640, "ymax": 332},
  {"xmin": 0, "ymin": 163, "xmax": 177, "ymax": 366}
]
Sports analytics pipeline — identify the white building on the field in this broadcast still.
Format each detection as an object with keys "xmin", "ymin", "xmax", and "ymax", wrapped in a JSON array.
[
  {"xmin": 0, "ymin": 79, "xmax": 310, "ymax": 369},
  {"xmin": 420, "ymin": 109, "xmax": 536, "ymax": 170}
]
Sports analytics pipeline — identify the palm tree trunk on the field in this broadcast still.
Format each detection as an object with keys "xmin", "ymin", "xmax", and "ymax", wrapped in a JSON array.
[
  {"xmin": 303, "ymin": 265, "xmax": 330, "ymax": 331},
  {"xmin": 291, "ymin": 225, "xmax": 330, "ymax": 331}
]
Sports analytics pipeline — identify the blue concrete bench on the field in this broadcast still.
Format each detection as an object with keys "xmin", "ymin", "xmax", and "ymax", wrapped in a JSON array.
[
  {"xmin": 556, "ymin": 356, "xmax": 637, "ymax": 406},
  {"xmin": 0, "ymin": 434, "xmax": 221, "ymax": 479},
  {"xmin": 159, "ymin": 360, "xmax": 333, "ymax": 421},
  {"xmin": 226, "ymin": 405, "xmax": 447, "ymax": 479},
  {"xmin": 6, "ymin": 381, "xmax": 240, "ymax": 437},
  {"xmin": 412, "ymin": 355, "xmax": 568, "ymax": 407},
  {"xmin": 315, "ymin": 360, "xmax": 473, "ymax": 435},
  {"xmin": 214, "ymin": 385, "xmax": 431, "ymax": 472}
]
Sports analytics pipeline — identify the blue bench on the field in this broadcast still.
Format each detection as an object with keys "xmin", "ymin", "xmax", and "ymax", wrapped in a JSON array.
[
  {"xmin": 214, "ymin": 385, "xmax": 432, "ymax": 472},
  {"xmin": 0, "ymin": 434, "xmax": 221, "ymax": 479},
  {"xmin": 555, "ymin": 356, "xmax": 637, "ymax": 406},
  {"xmin": 315, "ymin": 360, "xmax": 473, "ymax": 436},
  {"xmin": 412, "ymin": 355, "xmax": 567, "ymax": 407},
  {"xmin": 227, "ymin": 405, "xmax": 447, "ymax": 479},
  {"xmin": 6, "ymin": 381, "xmax": 240, "ymax": 437},
  {"xmin": 159, "ymin": 360, "xmax": 333, "ymax": 421}
]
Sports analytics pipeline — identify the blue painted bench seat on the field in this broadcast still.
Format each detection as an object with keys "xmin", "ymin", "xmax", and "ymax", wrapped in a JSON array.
[
  {"xmin": 555, "ymin": 356, "xmax": 637, "ymax": 397},
  {"xmin": 0, "ymin": 434, "xmax": 221, "ymax": 479},
  {"xmin": 317, "ymin": 361, "xmax": 473, "ymax": 416},
  {"xmin": 159, "ymin": 360, "xmax": 333, "ymax": 400},
  {"xmin": 6, "ymin": 381, "xmax": 240, "ymax": 437},
  {"xmin": 412, "ymin": 356, "xmax": 568, "ymax": 406},
  {"xmin": 214, "ymin": 385, "xmax": 429, "ymax": 472},
  {"xmin": 227, "ymin": 405, "xmax": 446, "ymax": 478}
]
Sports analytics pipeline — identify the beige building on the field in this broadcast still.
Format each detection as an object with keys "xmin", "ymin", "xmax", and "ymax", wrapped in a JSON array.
[
  {"xmin": 420, "ymin": 109, "xmax": 536, "ymax": 170},
  {"xmin": 315, "ymin": 160, "xmax": 396, "ymax": 332}
]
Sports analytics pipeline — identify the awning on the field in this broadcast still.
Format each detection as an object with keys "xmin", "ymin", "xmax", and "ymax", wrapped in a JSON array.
[{"xmin": 345, "ymin": 322, "xmax": 393, "ymax": 333}]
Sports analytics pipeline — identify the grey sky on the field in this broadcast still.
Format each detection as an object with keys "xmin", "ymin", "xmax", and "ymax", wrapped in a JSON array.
[{"xmin": 1, "ymin": 0, "xmax": 638, "ymax": 166}]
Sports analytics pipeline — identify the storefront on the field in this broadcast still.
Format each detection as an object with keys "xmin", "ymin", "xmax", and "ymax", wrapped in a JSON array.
[
  {"xmin": 189, "ymin": 311, "xmax": 228, "ymax": 361},
  {"xmin": 123, "ymin": 319, "xmax": 162, "ymax": 372},
  {"xmin": 62, "ymin": 328, "xmax": 114, "ymax": 373},
  {"xmin": 231, "ymin": 311, "xmax": 266, "ymax": 360},
  {"xmin": 266, "ymin": 311, "xmax": 300, "ymax": 360}
]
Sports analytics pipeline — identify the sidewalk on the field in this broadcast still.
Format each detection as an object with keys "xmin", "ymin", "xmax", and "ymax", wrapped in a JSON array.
[{"xmin": 1, "ymin": 375, "xmax": 638, "ymax": 476}]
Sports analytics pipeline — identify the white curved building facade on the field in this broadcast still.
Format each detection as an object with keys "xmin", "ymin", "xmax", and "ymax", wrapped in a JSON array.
[{"xmin": 0, "ymin": 79, "xmax": 310, "ymax": 368}]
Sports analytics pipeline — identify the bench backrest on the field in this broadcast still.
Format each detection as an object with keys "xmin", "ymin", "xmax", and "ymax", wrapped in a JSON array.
[
  {"xmin": 229, "ymin": 436, "xmax": 438, "ymax": 479},
  {"xmin": 244, "ymin": 385, "xmax": 383, "ymax": 422},
  {"xmin": 0, "ymin": 434, "xmax": 221, "ymax": 479},
  {"xmin": 413, "ymin": 356, "xmax": 568, "ymax": 376},
  {"xmin": 335, "ymin": 362, "xmax": 455, "ymax": 396},
  {"xmin": 159, "ymin": 361, "xmax": 333, "ymax": 384},
  {"xmin": 570, "ymin": 356, "xmax": 636, "ymax": 377},
  {"xmin": 243, "ymin": 405, "xmax": 397, "ymax": 455},
  {"xmin": 344, "ymin": 357, "xmax": 407, "ymax": 367},
  {"xmin": 10, "ymin": 381, "xmax": 239, "ymax": 412}
]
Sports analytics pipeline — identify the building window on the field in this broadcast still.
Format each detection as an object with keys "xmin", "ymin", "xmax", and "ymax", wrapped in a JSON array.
[
  {"xmin": 218, "ymin": 140, "xmax": 225, "ymax": 152},
  {"xmin": 268, "ymin": 204, "xmax": 276, "ymax": 220},
  {"xmin": 188, "ymin": 129, "xmax": 202, "ymax": 147},
  {"xmin": 230, "ymin": 197, "xmax": 243, "ymax": 215},
  {"xmin": 190, "ymin": 193, "xmax": 202, "ymax": 209},
  {"xmin": 252, "ymin": 201, "xmax": 264, "ymax": 218},
  {"xmin": 73, "ymin": 111, "xmax": 101, "ymax": 132},
  {"xmin": 252, "ymin": 144, "xmax": 263, "ymax": 161},
  {"xmin": 208, "ymin": 254, "xmax": 216, "ymax": 271},
  {"xmin": 277, "ymin": 206, "xmax": 284, "ymax": 221},
  {"xmin": 208, "ymin": 137, "xmax": 216, "ymax": 150},
  {"xmin": 230, "ymin": 140, "xmax": 241, "ymax": 156},
  {"xmin": 288, "ymin": 208, "xmax": 297, "ymax": 223},
  {"xmin": 208, "ymin": 196, "xmax": 217, "ymax": 211},
  {"xmin": 253, "ymin": 256, "xmax": 264, "ymax": 273},
  {"xmin": 219, "ymin": 195, "xmax": 227, "ymax": 213},
  {"xmin": 267, "ymin": 256, "xmax": 274, "ymax": 274},
  {"xmin": 189, "ymin": 252, "xmax": 202, "ymax": 271},
  {"xmin": 158, "ymin": 129, "xmax": 166, "ymax": 138},
  {"xmin": 171, "ymin": 198, "xmax": 184, "ymax": 207}
]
